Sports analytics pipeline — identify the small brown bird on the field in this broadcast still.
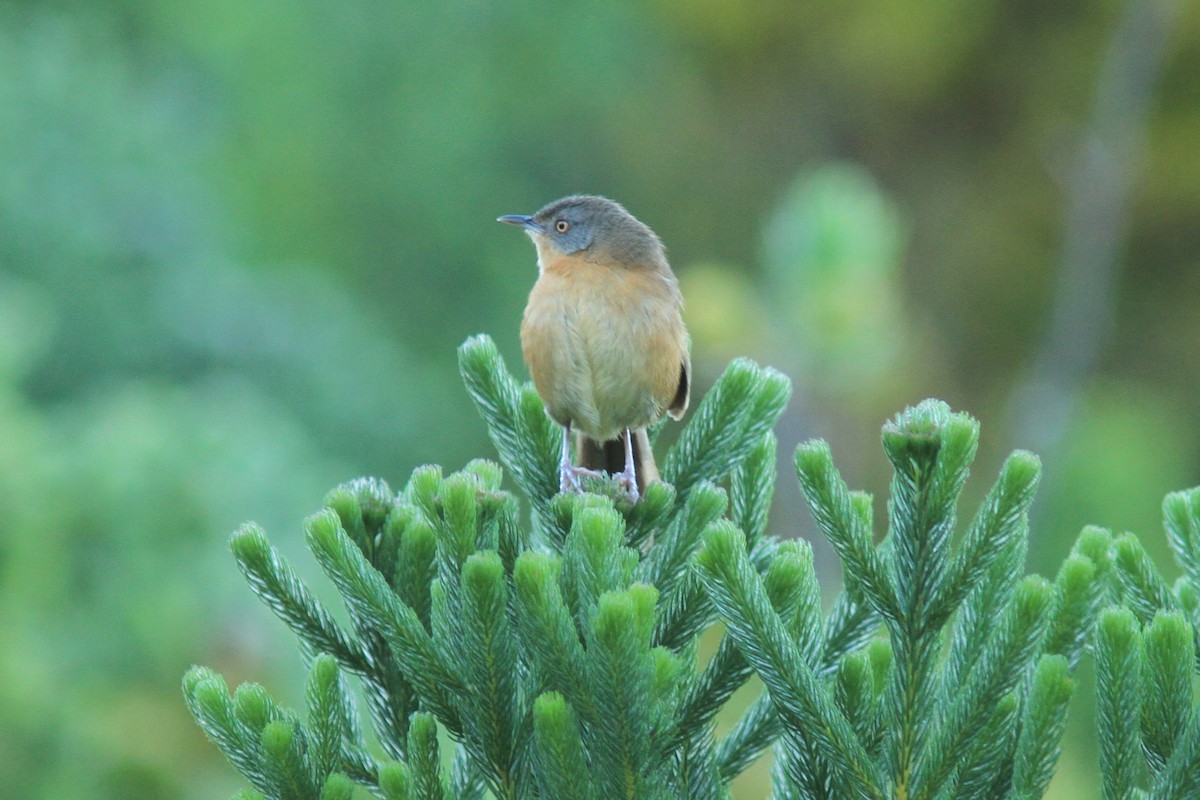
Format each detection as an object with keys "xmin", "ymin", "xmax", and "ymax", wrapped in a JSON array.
[{"xmin": 498, "ymin": 195, "xmax": 690, "ymax": 501}]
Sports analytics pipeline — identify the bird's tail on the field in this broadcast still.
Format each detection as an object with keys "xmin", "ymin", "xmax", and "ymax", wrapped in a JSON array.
[{"xmin": 577, "ymin": 429, "xmax": 659, "ymax": 494}]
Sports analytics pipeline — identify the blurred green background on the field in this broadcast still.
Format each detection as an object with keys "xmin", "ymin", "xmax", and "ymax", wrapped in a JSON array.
[{"xmin": 1, "ymin": 0, "xmax": 1197, "ymax": 797}]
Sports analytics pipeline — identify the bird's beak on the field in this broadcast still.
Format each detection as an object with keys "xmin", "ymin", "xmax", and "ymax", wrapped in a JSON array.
[{"xmin": 496, "ymin": 214, "xmax": 545, "ymax": 234}]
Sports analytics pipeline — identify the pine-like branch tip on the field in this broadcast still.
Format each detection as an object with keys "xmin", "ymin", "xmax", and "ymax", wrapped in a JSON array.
[
  {"xmin": 378, "ymin": 761, "xmax": 411, "ymax": 799},
  {"xmin": 762, "ymin": 544, "xmax": 810, "ymax": 604},
  {"xmin": 880, "ymin": 401, "xmax": 945, "ymax": 456},
  {"xmin": 849, "ymin": 490, "xmax": 873, "ymax": 522},
  {"xmin": 721, "ymin": 358, "xmax": 761, "ymax": 387},
  {"xmin": 192, "ymin": 676, "xmax": 232, "ymax": 711},
  {"xmin": 409, "ymin": 711, "xmax": 437, "ymax": 741},
  {"xmin": 1098, "ymin": 606, "xmax": 1140, "ymax": 646},
  {"xmin": 794, "ymin": 439, "xmax": 833, "ymax": 475},
  {"xmin": 407, "ymin": 464, "xmax": 445, "ymax": 512},
  {"xmin": 233, "ymin": 683, "xmax": 272, "ymax": 730},
  {"xmin": 939, "ymin": 410, "xmax": 981, "ymax": 461},
  {"xmin": 627, "ymin": 583, "xmax": 659, "ymax": 640},
  {"xmin": 594, "ymin": 586, "xmax": 658, "ymax": 646},
  {"xmin": 513, "ymin": 551, "xmax": 559, "ymax": 592},
  {"xmin": 757, "ymin": 367, "xmax": 793, "ymax": 404},
  {"xmin": 309, "ymin": 653, "xmax": 339, "ymax": 686},
  {"xmin": 1073, "ymin": 525, "xmax": 1115, "ymax": 562},
  {"xmin": 837, "ymin": 649, "xmax": 872, "ymax": 690},
  {"xmin": 182, "ymin": 665, "xmax": 219, "ymax": 696},
  {"xmin": 1113, "ymin": 531, "xmax": 1142, "ymax": 551},
  {"xmin": 1178, "ymin": 580, "xmax": 1199, "ymax": 611},
  {"xmin": 688, "ymin": 480, "xmax": 731, "ymax": 519},
  {"xmin": 462, "ymin": 550, "xmax": 505, "ymax": 592},
  {"xmin": 1057, "ymin": 553, "xmax": 1095, "ymax": 587},
  {"xmin": 695, "ymin": 521, "xmax": 745, "ymax": 576},
  {"xmin": 464, "ymin": 458, "xmax": 504, "ymax": 491},
  {"xmin": 230, "ymin": 523, "xmax": 270, "ymax": 559},
  {"xmin": 261, "ymin": 719, "xmax": 295, "ymax": 754},
  {"xmin": 593, "ymin": 592, "xmax": 637, "ymax": 643},
  {"xmin": 533, "ymin": 691, "xmax": 572, "ymax": 728},
  {"xmin": 442, "ymin": 471, "xmax": 483, "ymax": 518},
  {"xmin": 1113, "ymin": 532, "xmax": 1159, "ymax": 586},
  {"xmin": 1144, "ymin": 610, "xmax": 1192, "ymax": 653},
  {"xmin": 1015, "ymin": 575, "xmax": 1054, "ymax": 617},
  {"xmin": 319, "ymin": 773, "xmax": 354, "ymax": 800},
  {"xmin": 867, "ymin": 640, "xmax": 893, "ymax": 689},
  {"xmin": 1000, "ymin": 449, "xmax": 1042, "ymax": 491},
  {"xmin": 884, "ymin": 398, "xmax": 952, "ymax": 435},
  {"xmin": 651, "ymin": 647, "xmax": 683, "ymax": 691},
  {"xmin": 880, "ymin": 400, "xmax": 979, "ymax": 469},
  {"xmin": 458, "ymin": 333, "xmax": 501, "ymax": 366},
  {"xmin": 573, "ymin": 505, "xmax": 625, "ymax": 544},
  {"xmin": 1033, "ymin": 653, "xmax": 1072, "ymax": 694},
  {"xmin": 326, "ymin": 476, "xmax": 393, "ymax": 525},
  {"xmin": 304, "ymin": 509, "xmax": 346, "ymax": 554},
  {"xmin": 1162, "ymin": 486, "xmax": 1200, "ymax": 523},
  {"xmin": 1162, "ymin": 487, "xmax": 1200, "ymax": 582}
]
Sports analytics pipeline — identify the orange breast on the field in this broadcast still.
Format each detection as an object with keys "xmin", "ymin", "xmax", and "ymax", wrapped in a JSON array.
[{"xmin": 521, "ymin": 252, "xmax": 687, "ymax": 441}]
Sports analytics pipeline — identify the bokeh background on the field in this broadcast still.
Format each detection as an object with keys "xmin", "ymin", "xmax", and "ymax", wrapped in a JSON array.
[{"xmin": 1, "ymin": 0, "xmax": 1197, "ymax": 797}]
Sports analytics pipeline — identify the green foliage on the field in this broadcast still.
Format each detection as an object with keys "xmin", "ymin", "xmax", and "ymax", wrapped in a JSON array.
[
  {"xmin": 700, "ymin": 399, "xmax": 1103, "ymax": 800},
  {"xmin": 186, "ymin": 342, "xmax": 1200, "ymax": 799},
  {"xmin": 183, "ymin": 657, "xmax": 368, "ymax": 800},
  {"xmin": 1089, "ymin": 485, "xmax": 1200, "ymax": 800},
  {"xmin": 1012, "ymin": 655, "xmax": 1074, "ymax": 800},
  {"xmin": 1095, "ymin": 609, "xmax": 1142, "ymax": 800},
  {"xmin": 186, "ymin": 336, "xmax": 791, "ymax": 799}
]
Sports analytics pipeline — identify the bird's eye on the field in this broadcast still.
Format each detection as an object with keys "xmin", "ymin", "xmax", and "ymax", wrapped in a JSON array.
[{"xmin": 555, "ymin": 220, "xmax": 569, "ymax": 233}]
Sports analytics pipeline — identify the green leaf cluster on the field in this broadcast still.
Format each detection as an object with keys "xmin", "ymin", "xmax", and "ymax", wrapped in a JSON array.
[
  {"xmin": 698, "ymin": 399, "xmax": 1099, "ymax": 800},
  {"xmin": 1090, "ymin": 487, "xmax": 1200, "ymax": 800},
  {"xmin": 186, "ymin": 339, "xmax": 1200, "ymax": 799},
  {"xmin": 185, "ymin": 335, "xmax": 792, "ymax": 799}
]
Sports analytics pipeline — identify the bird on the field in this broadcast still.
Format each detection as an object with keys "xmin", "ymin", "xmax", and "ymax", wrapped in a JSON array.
[{"xmin": 498, "ymin": 195, "xmax": 690, "ymax": 502}]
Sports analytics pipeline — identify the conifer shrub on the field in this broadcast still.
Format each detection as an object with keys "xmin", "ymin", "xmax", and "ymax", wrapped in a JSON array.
[{"xmin": 184, "ymin": 336, "xmax": 1200, "ymax": 799}]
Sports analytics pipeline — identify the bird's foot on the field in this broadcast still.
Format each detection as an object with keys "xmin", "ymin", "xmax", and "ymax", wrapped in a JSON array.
[
  {"xmin": 615, "ymin": 468, "xmax": 640, "ymax": 504},
  {"xmin": 560, "ymin": 464, "xmax": 607, "ymax": 494}
]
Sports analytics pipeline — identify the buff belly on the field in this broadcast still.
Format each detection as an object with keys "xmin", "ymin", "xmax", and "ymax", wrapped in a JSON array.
[{"xmin": 521, "ymin": 262, "xmax": 684, "ymax": 443}]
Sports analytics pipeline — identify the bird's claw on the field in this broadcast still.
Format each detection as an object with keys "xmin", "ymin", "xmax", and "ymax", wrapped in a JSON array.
[
  {"xmin": 619, "ymin": 474, "xmax": 638, "ymax": 501},
  {"xmin": 560, "ymin": 464, "xmax": 606, "ymax": 494},
  {"xmin": 615, "ymin": 469, "xmax": 639, "ymax": 504}
]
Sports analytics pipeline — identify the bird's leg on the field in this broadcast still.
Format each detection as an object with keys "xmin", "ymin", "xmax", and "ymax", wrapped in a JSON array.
[
  {"xmin": 558, "ymin": 423, "xmax": 609, "ymax": 494},
  {"xmin": 616, "ymin": 428, "xmax": 640, "ymax": 503},
  {"xmin": 559, "ymin": 423, "xmax": 580, "ymax": 493}
]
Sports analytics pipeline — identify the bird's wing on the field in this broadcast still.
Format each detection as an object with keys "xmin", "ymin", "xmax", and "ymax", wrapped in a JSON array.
[{"xmin": 667, "ymin": 354, "xmax": 690, "ymax": 420}]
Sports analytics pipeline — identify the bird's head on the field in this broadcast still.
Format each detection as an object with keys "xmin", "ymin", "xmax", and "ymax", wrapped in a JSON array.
[{"xmin": 498, "ymin": 195, "xmax": 665, "ymax": 268}]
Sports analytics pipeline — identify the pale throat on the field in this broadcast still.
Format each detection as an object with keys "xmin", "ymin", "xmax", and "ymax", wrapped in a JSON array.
[
  {"xmin": 532, "ymin": 235, "xmax": 585, "ymax": 276},
  {"xmin": 531, "ymin": 234, "xmax": 551, "ymax": 276}
]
